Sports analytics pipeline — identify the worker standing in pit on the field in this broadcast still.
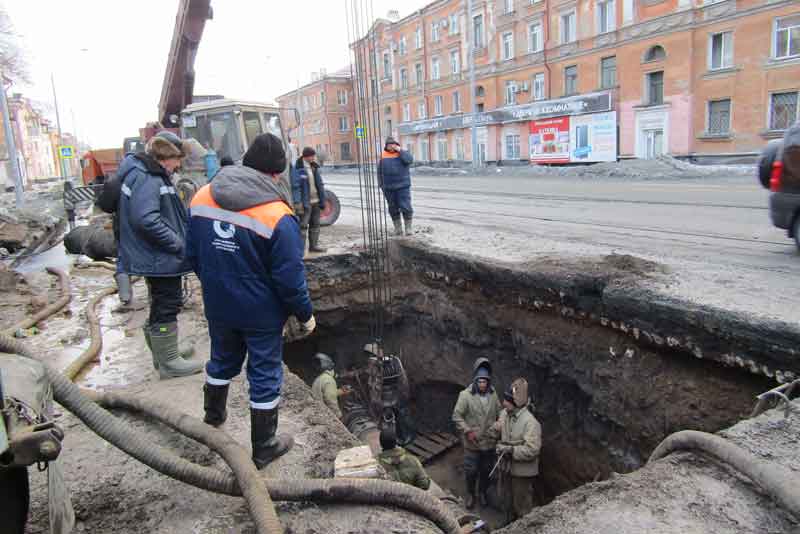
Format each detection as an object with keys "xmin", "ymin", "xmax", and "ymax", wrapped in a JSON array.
[
  {"xmin": 186, "ymin": 133, "xmax": 316, "ymax": 469},
  {"xmin": 292, "ymin": 147, "xmax": 327, "ymax": 254},
  {"xmin": 491, "ymin": 378, "xmax": 542, "ymax": 522},
  {"xmin": 377, "ymin": 428, "xmax": 431, "ymax": 490},
  {"xmin": 311, "ymin": 353, "xmax": 351, "ymax": 418},
  {"xmin": 377, "ymin": 137, "xmax": 414, "ymax": 236},
  {"xmin": 117, "ymin": 132, "xmax": 202, "ymax": 379},
  {"xmin": 452, "ymin": 357, "xmax": 502, "ymax": 510}
]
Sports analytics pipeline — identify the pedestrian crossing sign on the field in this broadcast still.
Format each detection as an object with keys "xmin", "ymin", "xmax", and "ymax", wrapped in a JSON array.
[
  {"xmin": 59, "ymin": 146, "xmax": 75, "ymax": 159},
  {"xmin": 355, "ymin": 125, "xmax": 365, "ymax": 139}
]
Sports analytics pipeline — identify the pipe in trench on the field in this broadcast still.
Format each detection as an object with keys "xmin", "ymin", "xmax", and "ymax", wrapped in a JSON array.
[{"xmin": 648, "ymin": 430, "xmax": 800, "ymax": 521}]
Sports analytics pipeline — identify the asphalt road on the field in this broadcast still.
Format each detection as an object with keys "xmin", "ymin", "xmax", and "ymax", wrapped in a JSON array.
[{"xmin": 324, "ymin": 171, "xmax": 798, "ymax": 323}]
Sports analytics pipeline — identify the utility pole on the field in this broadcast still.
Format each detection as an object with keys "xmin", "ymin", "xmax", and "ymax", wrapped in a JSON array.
[
  {"xmin": 467, "ymin": 0, "xmax": 479, "ymax": 170},
  {"xmin": 51, "ymin": 73, "xmax": 66, "ymax": 180},
  {"xmin": 295, "ymin": 78, "xmax": 305, "ymax": 150},
  {"xmin": 1, "ymin": 72, "xmax": 23, "ymax": 207}
]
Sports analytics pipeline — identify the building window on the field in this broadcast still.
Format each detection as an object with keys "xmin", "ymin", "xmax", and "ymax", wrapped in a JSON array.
[
  {"xmin": 505, "ymin": 134, "xmax": 521, "ymax": 159},
  {"xmin": 418, "ymin": 101, "xmax": 427, "ymax": 119},
  {"xmin": 415, "ymin": 27, "xmax": 423, "ymax": 49},
  {"xmin": 450, "ymin": 14, "xmax": 460, "ymax": 34},
  {"xmin": 502, "ymin": 32, "xmax": 515, "ymax": 61},
  {"xmin": 432, "ymin": 57, "xmax": 441, "ymax": 80},
  {"xmin": 420, "ymin": 138, "xmax": 429, "ymax": 160},
  {"xmin": 477, "ymin": 103, "xmax": 485, "ymax": 112},
  {"xmin": 564, "ymin": 65, "xmax": 578, "ymax": 96},
  {"xmin": 709, "ymin": 31, "xmax": 733, "ymax": 70},
  {"xmin": 386, "ymin": 119, "xmax": 393, "ymax": 134},
  {"xmin": 371, "ymin": 78, "xmax": 378, "ymax": 96},
  {"xmin": 707, "ymin": 99, "xmax": 731, "ymax": 135},
  {"xmin": 403, "ymin": 103, "xmax": 411, "ymax": 122},
  {"xmin": 533, "ymin": 72, "xmax": 546, "ymax": 100},
  {"xmin": 473, "ymin": 14, "xmax": 484, "ymax": 49},
  {"xmin": 453, "ymin": 90, "xmax": 462, "ymax": 112},
  {"xmin": 383, "ymin": 52, "xmax": 391, "ymax": 79},
  {"xmin": 505, "ymin": 80, "xmax": 517, "ymax": 105},
  {"xmin": 320, "ymin": 92, "xmax": 326, "ymax": 106},
  {"xmin": 337, "ymin": 89, "xmax": 348, "ymax": 105},
  {"xmin": 644, "ymin": 45, "xmax": 666, "ymax": 62},
  {"xmin": 528, "ymin": 22, "xmax": 542, "ymax": 53},
  {"xmin": 341, "ymin": 142, "xmax": 352, "ymax": 161},
  {"xmin": 774, "ymin": 15, "xmax": 800, "ymax": 60},
  {"xmin": 437, "ymin": 135, "xmax": 448, "ymax": 160},
  {"xmin": 647, "ymin": 71, "xmax": 664, "ymax": 105},
  {"xmin": 399, "ymin": 36, "xmax": 407, "ymax": 56},
  {"xmin": 770, "ymin": 91, "xmax": 799, "ymax": 130},
  {"xmin": 455, "ymin": 135, "xmax": 465, "ymax": 160},
  {"xmin": 415, "ymin": 63, "xmax": 424, "ymax": 85},
  {"xmin": 432, "ymin": 21, "xmax": 441, "ymax": 42},
  {"xmin": 504, "ymin": 0, "xmax": 515, "ymax": 14},
  {"xmin": 597, "ymin": 0, "xmax": 615, "ymax": 34},
  {"xmin": 450, "ymin": 49, "xmax": 460, "ymax": 74},
  {"xmin": 600, "ymin": 56, "xmax": 617, "ymax": 89},
  {"xmin": 434, "ymin": 95, "xmax": 444, "ymax": 116},
  {"xmin": 369, "ymin": 49, "xmax": 377, "ymax": 71},
  {"xmin": 561, "ymin": 11, "xmax": 576, "ymax": 44},
  {"xmin": 475, "ymin": 85, "xmax": 485, "ymax": 98},
  {"xmin": 339, "ymin": 116, "xmax": 349, "ymax": 132},
  {"xmin": 400, "ymin": 68, "xmax": 408, "ymax": 89}
]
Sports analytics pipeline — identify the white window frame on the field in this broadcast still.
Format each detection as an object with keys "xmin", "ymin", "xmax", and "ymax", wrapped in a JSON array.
[
  {"xmin": 403, "ymin": 103, "xmax": 411, "ymax": 122},
  {"xmin": 453, "ymin": 90, "xmax": 462, "ymax": 112},
  {"xmin": 337, "ymin": 89, "xmax": 348, "ymax": 105},
  {"xmin": 768, "ymin": 91, "xmax": 800, "ymax": 131},
  {"xmin": 339, "ymin": 116, "xmax": 349, "ymax": 132},
  {"xmin": 505, "ymin": 133, "xmax": 521, "ymax": 159},
  {"xmin": 400, "ymin": 68, "xmax": 409, "ymax": 89},
  {"xmin": 597, "ymin": 0, "xmax": 615, "ymax": 35},
  {"xmin": 560, "ymin": 10, "xmax": 576, "ymax": 44},
  {"xmin": 533, "ymin": 72, "xmax": 546, "ymax": 101},
  {"xmin": 600, "ymin": 56, "xmax": 617, "ymax": 89},
  {"xmin": 706, "ymin": 98, "xmax": 732, "ymax": 135},
  {"xmin": 399, "ymin": 36, "xmax": 407, "ymax": 56},
  {"xmin": 432, "ymin": 57, "xmax": 441, "ymax": 80},
  {"xmin": 773, "ymin": 15, "xmax": 800, "ymax": 60},
  {"xmin": 564, "ymin": 65, "xmax": 578, "ymax": 96},
  {"xmin": 415, "ymin": 27, "xmax": 423, "ymax": 49},
  {"xmin": 708, "ymin": 31, "xmax": 733, "ymax": 71},
  {"xmin": 415, "ymin": 63, "xmax": 424, "ymax": 85},
  {"xmin": 455, "ymin": 135, "xmax": 465, "ymax": 160},
  {"xmin": 437, "ymin": 135, "xmax": 448, "ymax": 160},
  {"xmin": 449, "ymin": 14, "xmax": 460, "ymax": 34},
  {"xmin": 528, "ymin": 22, "xmax": 542, "ymax": 53},
  {"xmin": 434, "ymin": 95, "xmax": 444, "ymax": 116},
  {"xmin": 382, "ymin": 52, "xmax": 391, "ymax": 79},
  {"xmin": 502, "ymin": 31, "xmax": 515, "ymax": 61},
  {"xmin": 450, "ymin": 49, "xmax": 460, "ymax": 74},
  {"xmin": 504, "ymin": 0, "xmax": 515, "ymax": 14},
  {"xmin": 505, "ymin": 81, "xmax": 517, "ymax": 106},
  {"xmin": 418, "ymin": 101, "xmax": 427, "ymax": 119},
  {"xmin": 432, "ymin": 21, "xmax": 440, "ymax": 42},
  {"xmin": 473, "ymin": 14, "xmax": 485, "ymax": 49},
  {"xmin": 646, "ymin": 70, "xmax": 664, "ymax": 106}
]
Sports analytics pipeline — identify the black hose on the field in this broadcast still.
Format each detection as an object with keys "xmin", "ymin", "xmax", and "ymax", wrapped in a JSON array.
[
  {"xmin": 0, "ymin": 333, "xmax": 462, "ymax": 534},
  {"xmin": 648, "ymin": 430, "xmax": 800, "ymax": 520}
]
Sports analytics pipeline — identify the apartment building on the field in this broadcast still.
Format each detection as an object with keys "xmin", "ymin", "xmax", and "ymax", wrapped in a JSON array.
[
  {"xmin": 276, "ymin": 70, "xmax": 356, "ymax": 165},
  {"xmin": 348, "ymin": 0, "xmax": 799, "ymax": 164}
]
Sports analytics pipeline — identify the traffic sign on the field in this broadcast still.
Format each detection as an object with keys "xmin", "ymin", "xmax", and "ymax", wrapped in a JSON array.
[
  {"xmin": 355, "ymin": 125, "xmax": 366, "ymax": 139},
  {"xmin": 58, "ymin": 146, "xmax": 75, "ymax": 159}
]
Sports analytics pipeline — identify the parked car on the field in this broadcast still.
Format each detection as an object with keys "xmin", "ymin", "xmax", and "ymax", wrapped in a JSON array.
[{"xmin": 760, "ymin": 127, "xmax": 800, "ymax": 252}]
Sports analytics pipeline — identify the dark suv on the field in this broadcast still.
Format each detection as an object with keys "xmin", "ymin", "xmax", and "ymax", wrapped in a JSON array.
[{"xmin": 760, "ymin": 131, "xmax": 800, "ymax": 251}]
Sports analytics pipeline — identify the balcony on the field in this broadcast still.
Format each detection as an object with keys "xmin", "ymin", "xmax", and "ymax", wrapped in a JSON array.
[
  {"xmin": 620, "ymin": 9, "xmax": 694, "ymax": 41},
  {"xmin": 550, "ymin": 42, "xmax": 579, "ymax": 59},
  {"xmin": 595, "ymin": 30, "xmax": 618, "ymax": 48}
]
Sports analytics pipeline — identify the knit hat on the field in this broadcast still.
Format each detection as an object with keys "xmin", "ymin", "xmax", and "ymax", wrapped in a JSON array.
[
  {"xmin": 145, "ymin": 136, "xmax": 184, "ymax": 161},
  {"xmin": 385, "ymin": 136, "xmax": 399, "ymax": 148},
  {"xmin": 379, "ymin": 428, "xmax": 397, "ymax": 451},
  {"xmin": 302, "ymin": 146, "xmax": 316, "ymax": 158},
  {"xmin": 243, "ymin": 133, "xmax": 286, "ymax": 175}
]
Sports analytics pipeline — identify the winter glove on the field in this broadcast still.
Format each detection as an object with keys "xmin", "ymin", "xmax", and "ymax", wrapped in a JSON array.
[
  {"xmin": 496, "ymin": 443, "xmax": 513, "ymax": 455},
  {"xmin": 302, "ymin": 315, "xmax": 316, "ymax": 335},
  {"xmin": 466, "ymin": 430, "xmax": 478, "ymax": 444}
]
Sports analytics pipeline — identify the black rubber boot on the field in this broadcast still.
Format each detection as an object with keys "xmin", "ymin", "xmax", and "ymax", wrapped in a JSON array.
[
  {"xmin": 309, "ymin": 228, "xmax": 327, "ymax": 253},
  {"xmin": 203, "ymin": 383, "xmax": 229, "ymax": 427},
  {"xmin": 465, "ymin": 474, "xmax": 477, "ymax": 509},
  {"xmin": 392, "ymin": 217, "xmax": 403, "ymax": 236},
  {"xmin": 404, "ymin": 217, "xmax": 413, "ymax": 236},
  {"xmin": 251, "ymin": 407, "xmax": 294, "ymax": 469},
  {"xmin": 479, "ymin": 490, "xmax": 489, "ymax": 507}
]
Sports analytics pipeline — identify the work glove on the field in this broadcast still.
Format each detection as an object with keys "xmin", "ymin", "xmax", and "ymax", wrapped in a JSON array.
[
  {"xmin": 302, "ymin": 315, "xmax": 316, "ymax": 335},
  {"xmin": 496, "ymin": 444, "xmax": 513, "ymax": 456},
  {"xmin": 466, "ymin": 430, "xmax": 478, "ymax": 444}
]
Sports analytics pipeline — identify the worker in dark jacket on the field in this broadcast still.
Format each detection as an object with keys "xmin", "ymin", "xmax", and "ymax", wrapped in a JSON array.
[
  {"xmin": 377, "ymin": 428, "xmax": 431, "ymax": 490},
  {"xmin": 117, "ymin": 132, "xmax": 202, "ymax": 379},
  {"xmin": 377, "ymin": 137, "xmax": 414, "ymax": 236},
  {"xmin": 186, "ymin": 133, "xmax": 316, "ymax": 469},
  {"xmin": 291, "ymin": 147, "xmax": 327, "ymax": 254}
]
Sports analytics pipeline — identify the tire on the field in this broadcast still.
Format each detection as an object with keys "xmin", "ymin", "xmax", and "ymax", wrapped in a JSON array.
[
  {"xmin": 793, "ymin": 214, "xmax": 800, "ymax": 253},
  {"xmin": 320, "ymin": 190, "xmax": 341, "ymax": 227},
  {"xmin": 0, "ymin": 467, "xmax": 30, "ymax": 534}
]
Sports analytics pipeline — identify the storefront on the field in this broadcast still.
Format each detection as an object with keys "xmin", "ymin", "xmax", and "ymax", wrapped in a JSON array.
[{"xmin": 396, "ymin": 91, "xmax": 616, "ymax": 164}]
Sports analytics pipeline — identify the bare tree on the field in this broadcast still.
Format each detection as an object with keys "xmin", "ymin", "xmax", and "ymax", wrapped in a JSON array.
[{"xmin": 0, "ymin": 6, "xmax": 30, "ymax": 84}]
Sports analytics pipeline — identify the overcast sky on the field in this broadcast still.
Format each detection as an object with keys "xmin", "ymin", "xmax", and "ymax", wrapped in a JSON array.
[{"xmin": 5, "ymin": 0, "xmax": 427, "ymax": 148}]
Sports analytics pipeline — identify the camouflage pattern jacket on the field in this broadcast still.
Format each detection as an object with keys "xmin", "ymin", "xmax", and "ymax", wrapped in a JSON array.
[{"xmin": 378, "ymin": 447, "xmax": 431, "ymax": 490}]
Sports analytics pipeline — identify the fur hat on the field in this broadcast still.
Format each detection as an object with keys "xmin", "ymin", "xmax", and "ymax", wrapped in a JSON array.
[
  {"xmin": 302, "ymin": 146, "xmax": 316, "ymax": 158},
  {"xmin": 145, "ymin": 136, "xmax": 184, "ymax": 161},
  {"xmin": 243, "ymin": 133, "xmax": 286, "ymax": 175}
]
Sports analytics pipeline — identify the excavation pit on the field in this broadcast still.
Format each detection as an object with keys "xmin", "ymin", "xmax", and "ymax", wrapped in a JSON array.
[{"xmin": 285, "ymin": 241, "xmax": 795, "ymax": 527}]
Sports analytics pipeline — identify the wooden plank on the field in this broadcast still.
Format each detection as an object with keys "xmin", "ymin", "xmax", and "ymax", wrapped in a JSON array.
[
  {"xmin": 405, "ymin": 444, "xmax": 430, "ymax": 458},
  {"xmin": 420, "ymin": 432, "xmax": 450, "ymax": 446},
  {"xmin": 433, "ymin": 432, "xmax": 460, "ymax": 445},
  {"xmin": 414, "ymin": 435, "xmax": 448, "ymax": 455}
]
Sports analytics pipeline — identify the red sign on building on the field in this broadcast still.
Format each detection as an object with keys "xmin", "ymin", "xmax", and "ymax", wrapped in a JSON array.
[{"xmin": 529, "ymin": 117, "xmax": 571, "ymax": 164}]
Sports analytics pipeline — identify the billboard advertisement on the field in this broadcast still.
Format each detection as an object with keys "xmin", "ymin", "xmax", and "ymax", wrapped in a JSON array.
[
  {"xmin": 530, "ymin": 117, "xmax": 571, "ymax": 163},
  {"xmin": 569, "ymin": 111, "xmax": 617, "ymax": 162}
]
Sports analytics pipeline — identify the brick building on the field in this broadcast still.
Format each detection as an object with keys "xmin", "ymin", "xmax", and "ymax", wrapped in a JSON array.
[
  {"xmin": 276, "ymin": 69, "xmax": 356, "ymax": 166},
  {"xmin": 343, "ymin": 0, "xmax": 799, "ymax": 164}
]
